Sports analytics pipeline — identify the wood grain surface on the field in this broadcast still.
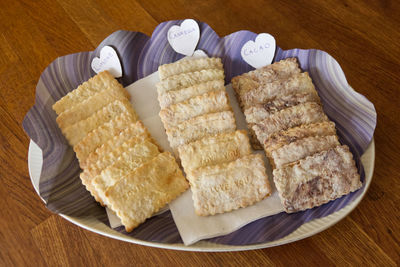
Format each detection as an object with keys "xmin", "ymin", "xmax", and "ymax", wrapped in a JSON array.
[{"xmin": 0, "ymin": 0, "xmax": 399, "ymax": 266}]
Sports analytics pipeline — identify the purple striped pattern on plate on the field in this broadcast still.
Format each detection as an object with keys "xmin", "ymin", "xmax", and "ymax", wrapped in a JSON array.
[{"xmin": 22, "ymin": 20, "xmax": 376, "ymax": 246}]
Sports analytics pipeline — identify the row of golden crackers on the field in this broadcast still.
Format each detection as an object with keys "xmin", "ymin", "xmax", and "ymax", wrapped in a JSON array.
[
  {"xmin": 53, "ymin": 71, "xmax": 188, "ymax": 232},
  {"xmin": 156, "ymin": 57, "xmax": 272, "ymax": 216},
  {"xmin": 232, "ymin": 58, "xmax": 362, "ymax": 212}
]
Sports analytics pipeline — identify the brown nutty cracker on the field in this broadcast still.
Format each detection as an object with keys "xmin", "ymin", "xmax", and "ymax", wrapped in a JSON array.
[
  {"xmin": 269, "ymin": 135, "xmax": 340, "ymax": 168},
  {"xmin": 231, "ymin": 57, "xmax": 301, "ymax": 97},
  {"xmin": 273, "ymin": 145, "xmax": 362, "ymax": 213},
  {"xmin": 264, "ymin": 121, "xmax": 337, "ymax": 157},
  {"xmin": 252, "ymin": 102, "xmax": 328, "ymax": 146}
]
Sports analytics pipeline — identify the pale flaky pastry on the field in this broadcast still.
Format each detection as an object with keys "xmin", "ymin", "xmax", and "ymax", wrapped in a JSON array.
[
  {"xmin": 187, "ymin": 154, "xmax": 271, "ymax": 216},
  {"xmin": 273, "ymin": 145, "xmax": 362, "ymax": 213},
  {"xmin": 52, "ymin": 71, "xmax": 129, "ymax": 115},
  {"xmin": 252, "ymin": 102, "xmax": 328, "ymax": 146},
  {"xmin": 158, "ymin": 57, "xmax": 223, "ymax": 80},
  {"xmin": 156, "ymin": 69, "xmax": 224, "ymax": 94},
  {"xmin": 269, "ymin": 135, "xmax": 340, "ymax": 168},
  {"xmin": 158, "ymin": 80, "xmax": 225, "ymax": 109},
  {"xmin": 240, "ymin": 72, "xmax": 316, "ymax": 109},
  {"xmin": 55, "ymin": 83, "xmax": 129, "ymax": 129},
  {"xmin": 165, "ymin": 110, "xmax": 236, "ymax": 150},
  {"xmin": 264, "ymin": 121, "xmax": 337, "ymax": 157},
  {"xmin": 61, "ymin": 99, "xmax": 137, "ymax": 146},
  {"xmin": 92, "ymin": 140, "xmax": 160, "ymax": 205},
  {"xmin": 105, "ymin": 152, "xmax": 189, "ymax": 232},
  {"xmin": 232, "ymin": 57, "xmax": 301, "ymax": 97},
  {"xmin": 74, "ymin": 113, "xmax": 138, "ymax": 166},
  {"xmin": 178, "ymin": 130, "xmax": 252, "ymax": 171},
  {"xmin": 159, "ymin": 90, "xmax": 231, "ymax": 129}
]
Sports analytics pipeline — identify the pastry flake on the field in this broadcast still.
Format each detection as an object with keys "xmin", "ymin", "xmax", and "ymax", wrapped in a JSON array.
[
  {"xmin": 165, "ymin": 110, "xmax": 236, "ymax": 150},
  {"xmin": 158, "ymin": 57, "xmax": 223, "ymax": 80},
  {"xmin": 156, "ymin": 69, "xmax": 224, "ymax": 94},
  {"xmin": 159, "ymin": 90, "xmax": 230, "ymax": 129},
  {"xmin": 158, "ymin": 80, "xmax": 225, "ymax": 109},
  {"xmin": 178, "ymin": 130, "xmax": 252, "ymax": 171},
  {"xmin": 188, "ymin": 154, "xmax": 271, "ymax": 216}
]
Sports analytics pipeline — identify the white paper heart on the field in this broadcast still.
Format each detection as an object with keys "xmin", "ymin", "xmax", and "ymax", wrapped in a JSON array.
[
  {"xmin": 241, "ymin": 33, "xmax": 276, "ymax": 69},
  {"xmin": 167, "ymin": 19, "xmax": 200, "ymax": 56},
  {"xmin": 91, "ymin": 45, "xmax": 122, "ymax": 78}
]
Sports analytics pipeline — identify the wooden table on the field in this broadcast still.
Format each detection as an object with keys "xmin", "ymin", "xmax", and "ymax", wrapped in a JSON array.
[{"xmin": 1, "ymin": 0, "xmax": 399, "ymax": 265}]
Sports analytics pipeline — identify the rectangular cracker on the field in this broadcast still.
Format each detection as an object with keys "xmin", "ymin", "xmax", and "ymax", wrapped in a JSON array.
[
  {"xmin": 55, "ymin": 83, "xmax": 129, "ymax": 129},
  {"xmin": 187, "ymin": 154, "xmax": 271, "ymax": 216},
  {"xmin": 264, "ymin": 121, "xmax": 337, "ymax": 157},
  {"xmin": 273, "ymin": 145, "xmax": 362, "ymax": 213},
  {"xmin": 158, "ymin": 57, "xmax": 223, "ymax": 80},
  {"xmin": 80, "ymin": 121, "xmax": 151, "ymax": 169},
  {"xmin": 80, "ymin": 171, "xmax": 105, "ymax": 205},
  {"xmin": 240, "ymin": 72, "xmax": 316, "ymax": 109},
  {"xmin": 52, "ymin": 71, "xmax": 129, "ymax": 115},
  {"xmin": 158, "ymin": 80, "xmax": 225, "ymax": 109},
  {"xmin": 156, "ymin": 69, "xmax": 224, "ymax": 94},
  {"xmin": 105, "ymin": 152, "xmax": 189, "ymax": 232},
  {"xmin": 62, "ymin": 99, "xmax": 137, "ymax": 146},
  {"xmin": 269, "ymin": 135, "xmax": 340, "ymax": 168},
  {"xmin": 165, "ymin": 111, "xmax": 236, "ymax": 150},
  {"xmin": 159, "ymin": 90, "xmax": 230, "ymax": 129},
  {"xmin": 74, "ymin": 113, "xmax": 138, "ymax": 166},
  {"xmin": 85, "ymin": 137, "xmax": 156, "ymax": 179},
  {"xmin": 178, "ymin": 130, "xmax": 252, "ymax": 171},
  {"xmin": 252, "ymin": 102, "xmax": 329, "ymax": 145},
  {"xmin": 92, "ymin": 140, "xmax": 160, "ymax": 204},
  {"xmin": 244, "ymin": 92, "xmax": 320, "ymax": 124},
  {"xmin": 232, "ymin": 58, "xmax": 301, "ymax": 97}
]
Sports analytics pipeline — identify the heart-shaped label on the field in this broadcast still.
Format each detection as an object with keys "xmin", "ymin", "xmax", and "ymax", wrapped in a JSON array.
[
  {"xmin": 91, "ymin": 45, "xmax": 122, "ymax": 78},
  {"xmin": 241, "ymin": 33, "xmax": 276, "ymax": 69},
  {"xmin": 167, "ymin": 19, "xmax": 200, "ymax": 56}
]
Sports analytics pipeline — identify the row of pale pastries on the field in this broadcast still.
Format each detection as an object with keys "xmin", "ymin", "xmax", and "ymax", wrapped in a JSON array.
[{"xmin": 52, "ymin": 56, "xmax": 362, "ymax": 231}]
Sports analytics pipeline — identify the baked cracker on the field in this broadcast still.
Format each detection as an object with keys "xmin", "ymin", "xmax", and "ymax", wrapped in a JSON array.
[
  {"xmin": 52, "ymin": 71, "xmax": 129, "ymax": 115},
  {"xmin": 159, "ymin": 90, "xmax": 230, "ymax": 129},
  {"xmin": 105, "ymin": 152, "xmax": 189, "ymax": 232},
  {"xmin": 273, "ymin": 145, "xmax": 362, "ymax": 213},
  {"xmin": 252, "ymin": 102, "xmax": 328, "ymax": 145},
  {"xmin": 158, "ymin": 57, "xmax": 223, "ymax": 80},
  {"xmin": 178, "ymin": 130, "xmax": 251, "ymax": 171},
  {"xmin": 187, "ymin": 154, "xmax": 271, "ymax": 216}
]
